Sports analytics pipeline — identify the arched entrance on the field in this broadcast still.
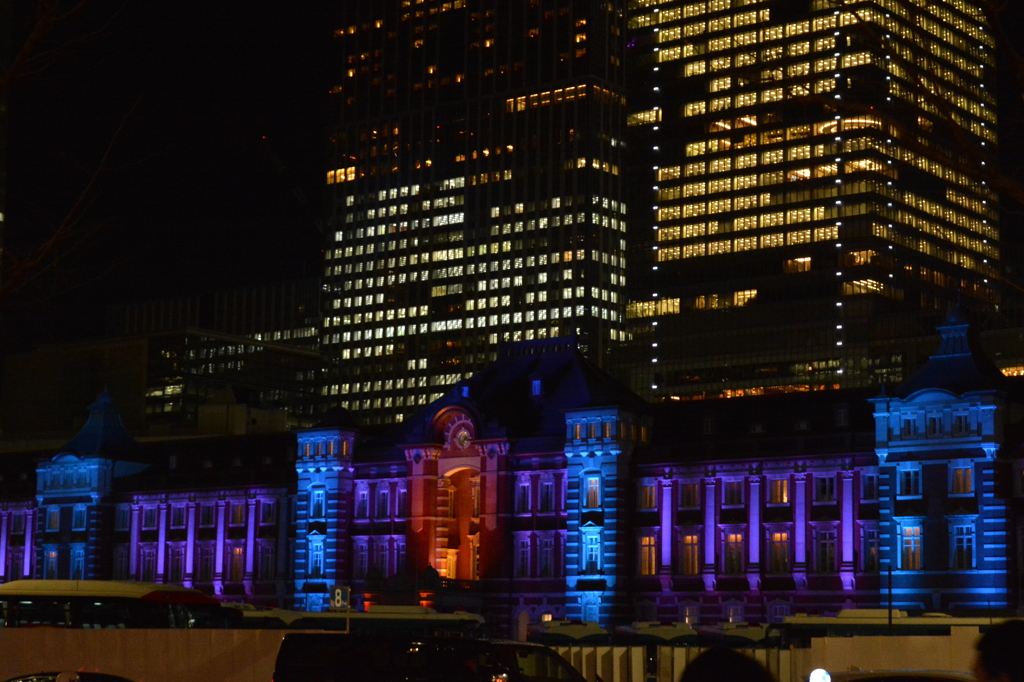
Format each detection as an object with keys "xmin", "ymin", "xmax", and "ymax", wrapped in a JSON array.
[
  {"xmin": 435, "ymin": 467, "xmax": 480, "ymax": 580},
  {"xmin": 428, "ymin": 407, "xmax": 482, "ymax": 581}
]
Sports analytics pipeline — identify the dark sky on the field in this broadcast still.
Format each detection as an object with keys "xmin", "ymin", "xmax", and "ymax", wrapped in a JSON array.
[
  {"xmin": 3, "ymin": 1, "xmax": 330, "ymax": 351},
  {"xmin": 2, "ymin": 1, "xmax": 1024, "ymax": 354}
]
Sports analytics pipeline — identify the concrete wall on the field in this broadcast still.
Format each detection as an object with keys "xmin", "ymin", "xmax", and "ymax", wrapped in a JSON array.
[
  {"xmin": 556, "ymin": 629, "xmax": 979, "ymax": 682},
  {"xmin": 0, "ymin": 629, "xmax": 284, "ymax": 682},
  {"xmin": 0, "ymin": 629, "xmax": 981, "ymax": 682}
]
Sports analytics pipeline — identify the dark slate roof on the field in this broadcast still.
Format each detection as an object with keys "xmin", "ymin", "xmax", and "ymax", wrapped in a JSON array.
[
  {"xmin": 56, "ymin": 389, "xmax": 142, "ymax": 460},
  {"xmin": 893, "ymin": 307, "xmax": 1013, "ymax": 398},
  {"xmin": 112, "ymin": 431, "xmax": 298, "ymax": 493},
  {"xmin": 354, "ymin": 337, "xmax": 648, "ymax": 461},
  {"xmin": 636, "ymin": 387, "xmax": 878, "ymax": 465}
]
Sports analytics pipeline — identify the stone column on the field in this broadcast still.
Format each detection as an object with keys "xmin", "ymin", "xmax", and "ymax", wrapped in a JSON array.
[
  {"xmin": 184, "ymin": 501, "xmax": 197, "ymax": 587},
  {"xmin": 245, "ymin": 499, "xmax": 257, "ymax": 593},
  {"xmin": 840, "ymin": 470, "xmax": 856, "ymax": 589},
  {"xmin": 0, "ymin": 511, "xmax": 8, "ymax": 581},
  {"xmin": 702, "ymin": 477, "xmax": 717, "ymax": 591},
  {"xmin": 156, "ymin": 503, "xmax": 168, "ymax": 582},
  {"xmin": 214, "ymin": 500, "xmax": 226, "ymax": 594},
  {"xmin": 129, "ymin": 505, "xmax": 141, "ymax": 578},
  {"xmin": 660, "ymin": 478, "xmax": 674, "ymax": 568},
  {"xmin": 747, "ymin": 476, "xmax": 761, "ymax": 593},
  {"xmin": 23, "ymin": 510, "xmax": 35, "ymax": 579},
  {"xmin": 793, "ymin": 474, "xmax": 807, "ymax": 588}
]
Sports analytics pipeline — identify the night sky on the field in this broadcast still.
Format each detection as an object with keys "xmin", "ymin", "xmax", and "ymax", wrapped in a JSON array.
[
  {"xmin": 2, "ymin": 1, "xmax": 1024, "ymax": 354},
  {"xmin": 3, "ymin": 1, "xmax": 330, "ymax": 351}
]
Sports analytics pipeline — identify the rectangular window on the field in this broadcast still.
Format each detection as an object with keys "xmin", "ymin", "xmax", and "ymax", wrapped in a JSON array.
[
  {"xmin": 356, "ymin": 490, "xmax": 369, "ymax": 519},
  {"xmin": 768, "ymin": 531, "xmax": 790, "ymax": 573},
  {"xmin": 11, "ymin": 513, "xmax": 25, "ymax": 534},
  {"xmin": 230, "ymin": 503, "xmax": 245, "ymax": 526},
  {"xmin": 71, "ymin": 549, "xmax": 85, "ymax": 580},
  {"xmin": 199, "ymin": 546, "xmax": 214, "ymax": 582},
  {"xmin": 724, "ymin": 533, "xmax": 745, "ymax": 574},
  {"xmin": 584, "ymin": 534, "xmax": 601, "ymax": 573},
  {"xmin": 724, "ymin": 481, "xmax": 744, "ymax": 506},
  {"xmin": 768, "ymin": 479, "xmax": 789, "ymax": 504},
  {"xmin": 141, "ymin": 548, "xmax": 156, "ymax": 583},
  {"xmin": 72, "ymin": 507, "xmax": 86, "ymax": 531},
  {"xmin": 200, "ymin": 505, "xmax": 215, "ymax": 527},
  {"xmin": 260, "ymin": 501, "xmax": 277, "ymax": 525},
  {"xmin": 680, "ymin": 483, "xmax": 700, "ymax": 508},
  {"xmin": 376, "ymin": 489, "xmax": 390, "ymax": 518},
  {"xmin": 681, "ymin": 534, "xmax": 700, "ymax": 576},
  {"xmin": 814, "ymin": 476, "xmax": 836, "ymax": 503},
  {"xmin": 114, "ymin": 547, "xmax": 129, "ymax": 581},
  {"xmin": 516, "ymin": 483, "xmax": 531, "ymax": 513},
  {"xmin": 539, "ymin": 537, "xmax": 555, "ymax": 577},
  {"xmin": 952, "ymin": 467, "xmax": 973, "ymax": 495},
  {"xmin": 815, "ymin": 530, "xmax": 836, "ymax": 572},
  {"xmin": 45, "ymin": 550, "xmax": 58, "ymax": 579},
  {"xmin": 516, "ymin": 539, "xmax": 530, "ymax": 577},
  {"xmin": 354, "ymin": 540, "xmax": 366, "ymax": 577},
  {"xmin": 46, "ymin": 508, "xmax": 60, "ymax": 531},
  {"xmin": 169, "ymin": 547, "xmax": 185, "ymax": 583},
  {"xmin": 640, "ymin": 484, "xmax": 657, "ymax": 510},
  {"xmin": 170, "ymin": 506, "xmax": 186, "ymax": 528},
  {"xmin": 142, "ymin": 507, "xmax": 157, "ymax": 530},
  {"xmin": 861, "ymin": 474, "xmax": 878, "ymax": 500},
  {"xmin": 900, "ymin": 469, "xmax": 922, "ymax": 496},
  {"xmin": 311, "ymin": 489, "xmax": 327, "ymax": 519},
  {"xmin": 584, "ymin": 477, "xmax": 601, "ymax": 509},
  {"xmin": 902, "ymin": 526, "xmax": 922, "ymax": 570},
  {"xmin": 230, "ymin": 546, "xmax": 245, "ymax": 583},
  {"xmin": 953, "ymin": 525, "xmax": 973, "ymax": 569},
  {"xmin": 862, "ymin": 528, "xmax": 880, "ymax": 572},
  {"xmin": 640, "ymin": 536, "xmax": 657, "ymax": 576},
  {"xmin": 539, "ymin": 482, "xmax": 555, "ymax": 512},
  {"xmin": 258, "ymin": 544, "xmax": 276, "ymax": 581}
]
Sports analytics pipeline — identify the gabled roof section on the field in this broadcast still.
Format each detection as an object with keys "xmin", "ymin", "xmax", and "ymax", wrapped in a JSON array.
[
  {"xmin": 399, "ymin": 337, "xmax": 649, "ymax": 445},
  {"xmin": 56, "ymin": 389, "xmax": 141, "ymax": 460},
  {"xmin": 893, "ymin": 307, "xmax": 1010, "ymax": 398}
]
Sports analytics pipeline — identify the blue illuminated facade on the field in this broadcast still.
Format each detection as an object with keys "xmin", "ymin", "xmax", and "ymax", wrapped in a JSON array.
[
  {"xmin": 871, "ymin": 309, "xmax": 1015, "ymax": 611},
  {"xmin": 0, "ymin": 316, "xmax": 1021, "ymax": 629}
]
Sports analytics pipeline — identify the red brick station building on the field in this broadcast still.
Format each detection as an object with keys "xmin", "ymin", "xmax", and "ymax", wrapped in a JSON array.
[{"xmin": 1, "ymin": 310, "xmax": 1022, "ymax": 634}]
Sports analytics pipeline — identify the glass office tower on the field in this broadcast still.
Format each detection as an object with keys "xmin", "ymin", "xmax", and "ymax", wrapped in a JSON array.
[
  {"xmin": 324, "ymin": 0, "xmax": 628, "ymax": 424},
  {"xmin": 623, "ymin": 0, "xmax": 999, "ymax": 401}
]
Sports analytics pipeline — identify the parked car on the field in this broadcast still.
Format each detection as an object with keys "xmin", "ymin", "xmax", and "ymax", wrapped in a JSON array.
[
  {"xmin": 273, "ymin": 632, "xmax": 587, "ymax": 682},
  {"xmin": 3, "ymin": 674, "xmax": 136, "ymax": 682},
  {"xmin": 810, "ymin": 669, "xmax": 975, "ymax": 682}
]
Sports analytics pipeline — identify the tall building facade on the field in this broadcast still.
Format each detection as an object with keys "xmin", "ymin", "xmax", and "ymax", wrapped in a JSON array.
[
  {"xmin": 323, "ymin": 0, "xmax": 629, "ymax": 424},
  {"xmin": 1, "ymin": 320, "xmax": 1023, "ymax": 630},
  {"xmin": 622, "ymin": 0, "xmax": 1000, "ymax": 401}
]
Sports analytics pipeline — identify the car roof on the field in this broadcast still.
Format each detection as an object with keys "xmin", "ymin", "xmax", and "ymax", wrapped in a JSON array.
[{"xmin": 822, "ymin": 670, "xmax": 974, "ymax": 682}]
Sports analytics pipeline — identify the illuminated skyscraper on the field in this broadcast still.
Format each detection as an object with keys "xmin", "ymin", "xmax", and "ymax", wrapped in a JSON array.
[
  {"xmin": 623, "ymin": 0, "xmax": 999, "ymax": 400},
  {"xmin": 324, "ymin": 1, "xmax": 628, "ymax": 424}
]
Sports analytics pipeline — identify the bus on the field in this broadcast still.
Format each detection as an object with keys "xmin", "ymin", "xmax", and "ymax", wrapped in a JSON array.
[
  {"xmin": 0, "ymin": 580, "xmax": 234, "ymax": 629},
  {"xmin": 237, "ymin": 604, "xmax": 487, "ymax": 638},
  {"xmin": 526, "ymin": 620, "xmax": 610, "ymax": 645},
  {"xmin": 771, "ymin": 609, "xmax": 1004, "ymax": 647}
]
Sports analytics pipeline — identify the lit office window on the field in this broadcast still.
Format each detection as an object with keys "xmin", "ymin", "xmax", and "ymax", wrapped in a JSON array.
[
  {"xmin": 902, "ymin": 526, "xmax": 922, "ymax": 570},
  {"xmin": 768, "ymin": 531, "xmax": 790, "ymax": 573},
  {"xmin": 640, "ymin": 536, "xmax": 657, "ymax": 576}
]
